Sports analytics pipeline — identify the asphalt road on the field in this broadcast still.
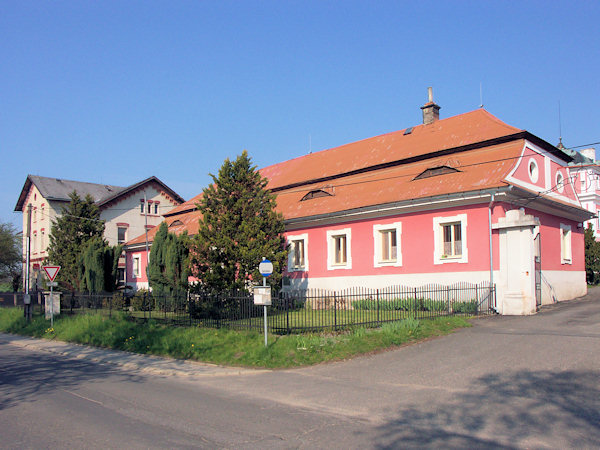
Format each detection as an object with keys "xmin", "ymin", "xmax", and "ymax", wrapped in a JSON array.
[{"xmin": 1, "ymin": 290, "xmax": 599, "ymax": 449}]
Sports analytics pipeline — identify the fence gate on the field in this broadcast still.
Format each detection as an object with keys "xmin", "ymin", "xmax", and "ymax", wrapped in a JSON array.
[{"xmin": 534, "ymin": 232, "xmax": 542, "ymax": 309}]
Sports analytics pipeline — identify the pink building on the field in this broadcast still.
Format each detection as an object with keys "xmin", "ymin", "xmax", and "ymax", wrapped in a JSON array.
[
  {"xmin": 261, "ymin": 94, "xmax": 592, "ymax": 315},
  {"xmin": 126, "ymin": 93, "xmax": 593, "ymax": 315},
  {"xmin": 125, "ymin": 194, "xmax": 201, "ymax": 291}
]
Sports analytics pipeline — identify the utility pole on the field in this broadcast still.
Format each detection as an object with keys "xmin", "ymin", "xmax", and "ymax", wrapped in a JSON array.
[
  {"xmin": 24, "ymin": 204, "xmax": 32, "ymax": 321},
  {"xmin": 144, "ymin": 192, "xmax": 149, "ymax": 277}
]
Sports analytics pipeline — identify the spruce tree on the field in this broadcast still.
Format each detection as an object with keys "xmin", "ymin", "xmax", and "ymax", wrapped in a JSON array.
[
  {"xmin": 191, "ymin": 151, "xmax": 288, "ymax": 292},
  {"xmin": 47, "ymin": 191, "xmax": 105, "ymax": 291}
]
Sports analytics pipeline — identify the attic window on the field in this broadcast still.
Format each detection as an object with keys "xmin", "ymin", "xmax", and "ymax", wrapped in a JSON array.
[
  {"xmin": 169, "ymin": 220, "xmax": 184, "ymax": 227},
  {"xmin": 301, "ymin": 188, "xmax": 333, "ymax": 201},
  {"xmin": 413, "ymin": 165, "xmax": 460, "ymax": 180},
  {"xmin": 403, "ymin": 127, "xmax": 413, "ymax": 135}
]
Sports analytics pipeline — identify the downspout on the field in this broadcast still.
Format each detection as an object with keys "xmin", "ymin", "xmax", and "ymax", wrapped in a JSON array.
[{"xmin": 488, "ymin": 193, "xmax": 495, "ymax": 288}]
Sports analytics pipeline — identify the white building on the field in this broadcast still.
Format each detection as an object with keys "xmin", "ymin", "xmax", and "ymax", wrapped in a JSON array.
[{"xmin": 14, "ymin": 175, "xmax": 184, "ymax": 290}]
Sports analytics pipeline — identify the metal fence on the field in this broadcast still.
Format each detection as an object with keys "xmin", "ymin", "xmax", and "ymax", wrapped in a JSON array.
[{"xmin": 0, "ymin": 281, "xmax": 496, "ymax": 333}]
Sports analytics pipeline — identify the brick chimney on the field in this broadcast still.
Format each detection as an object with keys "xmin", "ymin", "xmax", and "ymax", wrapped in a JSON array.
[{"xmin": 421, "ymin": 87, "xmax": 440, "ymax": 125}]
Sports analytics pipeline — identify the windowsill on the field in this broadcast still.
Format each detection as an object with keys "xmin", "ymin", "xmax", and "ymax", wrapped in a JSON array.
[
  {"xmin": 329, "ymin": 263, "xmax": 350, "ymax": 270},
  {"xmin": 290, "ymin": 266, "xmax": 306, "ymax": 272}
]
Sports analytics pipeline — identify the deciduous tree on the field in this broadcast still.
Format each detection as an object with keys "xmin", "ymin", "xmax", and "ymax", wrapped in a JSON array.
[{"xmin": 0, "ymin": 222, "xmax": 21, "ymax": 290}]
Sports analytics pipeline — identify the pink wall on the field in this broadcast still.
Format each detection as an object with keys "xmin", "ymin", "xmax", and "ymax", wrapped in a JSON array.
[
  {"xmin": 512, "ymin": 147, "xmax": 546, "ymax": 189},
  {"xmin": 511, "ymin": 146, "xmax": 579, "ymax": 203},
  {"xmin": 286, "ymin": 203, "xmax": 499, "ymax": 280},
  {"xmin": 285, "ymin": 201, "xmax": 583, "ymax": 281},
  {"xmin": 126, "ymin": 249, "xmax": 149, "ymax": 283}
]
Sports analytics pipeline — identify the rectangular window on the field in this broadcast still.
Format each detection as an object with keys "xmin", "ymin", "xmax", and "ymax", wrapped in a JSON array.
[
  {"xmin": 147, "ymin": 202, "xmax": 151, "ymax": 214},
  {"xmin": 373, "ymin": 222, "xmax": 402, "ymax": 267},
  {"xmin": 327, "ymin": 228, "xmax": 352, "ymax": 270},
  {"xmin": 381, "ymin": 230, "xmax": 397, "ymax": 261},
  {"xmin": 41, "ymin": 230, "xmax": 45, "ymax": 253},
  {"xmin": 117, "ymin": 268, "xmax": 125, "ymax": 284},
  {"xmin": 133, "ymin": 256, "xmax": 140, "ymax": 278},
  {"xmin": 442, "ymin": 223, "xmax": 462, "ymax": 257},
  {"xmin": 334, "ymin": 235, "xmax": 346, "ymax": 264},
  {"xmin": 433, "ymin": 214, "xmax": 468, "ymax": 264},
  {"xmin": 118, "ymin": 227, "xmax": 127, "ymax": 244},
  {"xmin": 287, "ymin": 233, "xmax": 308, "ymax": 272},
  {"xmin": 293, "ymin": 240, "xmax": 305, "ymax": 268},
  {"xmin": 140, "ymin": 201, "xmax": 144, "ymax": 213},
  {"xmin": 154, "ymin": 203, "xmax": 159, "ymax": 215},
  {"xmin": 560, "ymin": 224, "xmax": 572, "ymax": 264}
]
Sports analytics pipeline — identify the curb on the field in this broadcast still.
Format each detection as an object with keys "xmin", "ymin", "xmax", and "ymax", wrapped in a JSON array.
[{"xmin": 1, "ymin": 333, "xmax": 267, "ymax": 378}]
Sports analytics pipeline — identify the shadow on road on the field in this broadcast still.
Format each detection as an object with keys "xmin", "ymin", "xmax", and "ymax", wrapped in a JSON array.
[
  {"xmin": 371, "ymin": 370, "xmax": 600, "ymax": 449},
  {"xmin": 0, "ymin": 340, "xmax": 143, "ymax": 411}
]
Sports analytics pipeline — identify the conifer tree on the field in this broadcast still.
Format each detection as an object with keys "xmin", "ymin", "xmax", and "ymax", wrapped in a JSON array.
[
  {"xmin": 191, "ymin": 151, "xmax": 288, "ymax": 292},
  {"xmin": 148, "ymin": 222, "xmax": 189, "ymax": 296},
  {"xmin": 584, "ymin": 223, "xmax": 600, "ymax": 284},
  {"xmin": 80, "ymin": 237, "xmax": 122, "ymax": 293},
  {"xmin": 47, "ymin": 191, "xmax": 105, "ymax": 291}
]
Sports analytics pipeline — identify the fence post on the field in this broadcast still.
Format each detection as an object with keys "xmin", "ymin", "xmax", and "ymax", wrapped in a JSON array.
[
  {"xmin": 286, "ymin": 293, "xmax": 290, "ymax": 335},
  {"xmin": 376, "ymin": 289, "xmax": 380, "ymax": 324},
  {"xmin": 447, "ymin": 286, "xmax": 451, "ymax": 314},
  {"xmin": 334, "ymin": 292, "xmax": 338, "ymax": 331},
  {"xmin": 414, "ymin": 287, "xmax": 418, "ymax": 318},
  {"xmin": 475, "ymin": 284, "xmax": 479, "ymax": 315}
]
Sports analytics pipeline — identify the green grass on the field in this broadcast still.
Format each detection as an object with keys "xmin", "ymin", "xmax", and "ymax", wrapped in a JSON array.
[{"xmin": 0, "ymin": 307, "xmax": 472, "ymax": 368}]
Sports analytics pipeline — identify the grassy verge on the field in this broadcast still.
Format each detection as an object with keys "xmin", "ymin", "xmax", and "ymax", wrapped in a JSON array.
[{"xmin": 0, "ymin": 308, "xmax": 471, "ymax": 368}]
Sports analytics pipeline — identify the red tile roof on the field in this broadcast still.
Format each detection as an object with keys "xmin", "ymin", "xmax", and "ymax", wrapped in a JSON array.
[
  {"xmin": 273, "ymin": 140, "xmax": 525, "ymax": 220},
  {"xmin": 260, "ymin": 109, "xmax": 521, "ymax": 191},
  {"xmin": 126, "ymin": 209, "xmax": 201, "ymax": 246}
]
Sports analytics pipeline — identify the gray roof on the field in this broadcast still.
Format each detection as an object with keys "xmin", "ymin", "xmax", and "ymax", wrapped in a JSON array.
[
  {"xmin": 30, "ymin": 175, "xmax": 124, "ymax": 202},
  {"xmin": 15, "ymin": 175, "xmax": 125, "ymax": 211},
  {"xmin": 15, "ymin": 175, "xmax": 185, "ymax": 212}
]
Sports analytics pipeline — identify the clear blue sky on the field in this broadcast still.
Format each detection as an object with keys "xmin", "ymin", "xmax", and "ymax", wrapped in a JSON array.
[{"xmin": 2, "ymin": 1, "xmax": 599, "ymax": 228}]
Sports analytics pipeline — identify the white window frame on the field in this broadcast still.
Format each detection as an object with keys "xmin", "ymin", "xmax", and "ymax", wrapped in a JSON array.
[
  {"xmin": 373, "ymin": 222, "xmax": 402, "ymax": 267},
  {"xmin": 132, "ymin": 255, "xmax": 141, "ymax": 278},
  {"xmin": 287, "ymin": 233, "xmax": 308, "ymax": 272},
  {"xmin": 555, "ymin": 171, "xmax": 565, "ymax": 193},
  {"xmin": 528, "ymin": 158, "xmax": 539, "ymax": 183},
  {"xmin": 560, "ymin": 223, "xmax": 572, "ymax": 264},
  {"xmin": 327, "ymin": 228, "xmax": 352, "ymax": 270},
  {"xmin": 433, "ymin": 214, "xmax": 468, "ymax": 264}
]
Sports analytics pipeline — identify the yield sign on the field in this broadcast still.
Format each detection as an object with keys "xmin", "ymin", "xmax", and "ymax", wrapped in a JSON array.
[{"xmin": 43, "ymin": 266, "xmax": 61, "ymax": 282}]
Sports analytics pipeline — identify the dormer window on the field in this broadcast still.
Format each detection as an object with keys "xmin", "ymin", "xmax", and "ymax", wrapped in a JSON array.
[
  {"xmin": 169, "ymin": 220, "xmax": 184, "ymax": 227},
  {"xmin": 301, "ymin": 186, "xmax": 334, "ymax": 201},
  {"xmin": 413, "ymin": 165, "xmax": 459, "ymax": 180}
]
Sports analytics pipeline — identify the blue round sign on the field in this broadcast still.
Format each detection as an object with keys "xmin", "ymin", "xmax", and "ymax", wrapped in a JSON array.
[{"xmin": 259, "ymin": 259, "xmax": 273, "ymax": 276}]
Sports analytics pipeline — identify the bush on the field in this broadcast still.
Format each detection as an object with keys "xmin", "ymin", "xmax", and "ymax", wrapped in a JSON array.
[
  {"xmin": 352, "ymin": 297, "xmax": 431, "ymax": 311},
  {"xmin": 131, "ymin": 289, "xmax": 151, "ymax": 311},
  {"xmin": 102, "ymin": 292, "xmax": 126, "ymax": 310},
  {"xmin": 453, "ymin": 300, "xmax": 478, "ymax": 314}
]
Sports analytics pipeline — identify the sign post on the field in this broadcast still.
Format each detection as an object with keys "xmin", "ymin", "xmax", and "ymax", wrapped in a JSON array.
[
  {"xmin": 43, "ymin": 266, "xmax": 60, "ymax": 327},
  {"xmin": 255, "ymin": 258, "xmax": 274, "ymax": 347}
]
